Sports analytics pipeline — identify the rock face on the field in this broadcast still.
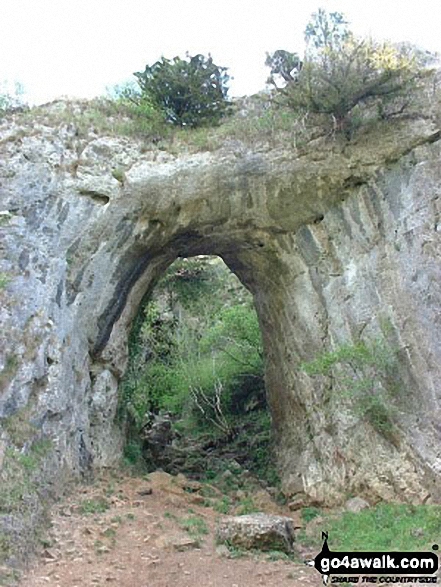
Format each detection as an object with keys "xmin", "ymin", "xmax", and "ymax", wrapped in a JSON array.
[
  {"xmin": 216, "ymin": 513, "xmax": 296, "ymax": 553},
  {"xmin": 0, "ymin": 99, "xmax": 441, "ymax": 527}
]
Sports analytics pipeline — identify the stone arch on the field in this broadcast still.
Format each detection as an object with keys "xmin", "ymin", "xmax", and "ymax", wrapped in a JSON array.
[
  {"xmin": 1, "ymin": 118, "xmax": 440, "ymax": 509},
  {"xmin": 87, "ymin": 220, "xmax": 305, "ymax": 493}
]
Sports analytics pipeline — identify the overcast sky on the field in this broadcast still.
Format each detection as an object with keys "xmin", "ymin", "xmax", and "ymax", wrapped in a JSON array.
[{"xmin": 1, "ymin": 0, "xmax": 440, "ymax": 104}]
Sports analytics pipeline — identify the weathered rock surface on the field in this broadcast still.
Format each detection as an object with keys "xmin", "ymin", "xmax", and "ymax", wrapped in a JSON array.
[
  {"xmin": 0, "ymin": 98, "xmax": 441, "ymax": 566},
  {"xmin": 345, "ymin": 496, "xmax": 370, "ymax": 513},
  {"xmin": 216, "ymin": 513, "xmax": 296, "ymax": 553}
]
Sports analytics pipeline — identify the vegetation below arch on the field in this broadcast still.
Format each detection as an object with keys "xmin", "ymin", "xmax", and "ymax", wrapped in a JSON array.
[{"xmin": 118, "ymin": 256, "xmax": 279, "ymax": 487}]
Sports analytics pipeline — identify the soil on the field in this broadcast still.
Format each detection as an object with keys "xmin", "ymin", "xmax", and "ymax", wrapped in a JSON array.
[{"xmin": 18, "ymin": 471, "xmax": 319, "ymax": 587}]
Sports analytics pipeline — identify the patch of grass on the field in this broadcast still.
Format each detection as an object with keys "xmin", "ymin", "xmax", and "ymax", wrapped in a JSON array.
[
  {"xmin": 0, "ymin": 534, "xmax": 11, "ymax": 561},
  {"xmin": 200, "ymin": 484, "xmax": 218, "ymax": 498},
  {"xmin": 300, "ymin": 504, "xmax": 441, "ymax": 552},
  {"xmin": 79, "ymin": 498, "xmax": 109, "ymax": 515},
  {"xmin": 235, "ymin": 496, "xmax": 258, "ymax": 516},
  {"xmin": 179, "ymin": 515, "xmax": 209, "ymax": 539},
  {"xmin": 0, "ymin": 568, "xmax": 20, "ymax": 587},
  {"xmin": 102, "ymin": 527, "xmax": 116, "ymax": 539},
  {"xmin": 0, "ymin": 212, "xmax": 13, "ymax": 226},
  {"xmin": 30, "ymin": 438, "xmax": 53, "ymax": 458},
  {"xmin": 104, "ymin": 481, "xmax": 116, "ymax": 497},
  {"xmin": 123, "ymin": 441, "xmax": 144, "ymax": 466},
  {"xmin": 213, "ymin": 496, "xmax": 232, "ymax": 514},
  {"xmin": 0, "ymin": 439, "xmax": 51, "ymax": 514},
  {"xmin": 0, "ymin": 355, "xmax": 19, "ymax": 394},
  {"xmin": 266, "ymin": 550, "xmax": 295, "ymax": 562},
  {"xmin": 301, "ymin": 506, "xmax": 322, "ymax": 523},
  {"xmin": 223, "ymin": 542, "xmax": 249, "ymax": 559},
  {"xmin": 0, "ymin": 272, "xmax": 10, "ymax": 289},
  {"xmin": 2, "ymin": 409, "xmax": 36, "ymax": 447}
]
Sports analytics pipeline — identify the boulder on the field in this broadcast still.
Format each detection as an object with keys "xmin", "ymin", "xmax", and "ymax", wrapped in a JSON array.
[
  {"xmin": 216, "ymin": 513, "xmax": 296, "ymax": 553},
  {"xmin": 345, "ymin": 497, "xmax": 370, "ymax": 513}
]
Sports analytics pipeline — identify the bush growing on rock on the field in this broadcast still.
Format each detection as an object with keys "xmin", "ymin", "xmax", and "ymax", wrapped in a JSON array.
[
  {"xmin": 133, "ymin": 53, "xmax": 231, "ymax": 127},
  {"xmin": 267, "ymin": 9, "xmax": 434, "ymax": 134}
]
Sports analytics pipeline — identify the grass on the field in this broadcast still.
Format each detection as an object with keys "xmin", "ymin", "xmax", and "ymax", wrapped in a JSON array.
[
  {"xmin": 8, "ymin": 92, "xmax": 314, "ymax": 158},
  {"xmin": 0, "ymin": 355, "xmax": 19, "ymax": 393},
  {"xmin": 300, "ymin": 503, "xmax": 441, "ymax": 552},
  {"xmin": 0, "ymin": 272, "xmax": 10, "ymax": 289},
  {"xmin": 223, "ymin": 542, "xmax": 250, "ymax": 559},
  {"xmin": 79, "ymin": 498, "xmax": 110, "ymax": 515},
  {"xmin": 179, "ymin": 515, "xmax": 209, "ymax": 539},
  {"xmin": 235, "ymin": 496, "xmax": 259, "ymax": 516},
  {"xmin": 265, "ymin": 550, "xmax": 296, "ymax": 562},
  {"xmin": 301, "ymin": 506, "xmax": 322, "ymax": 523},
  {"xmin": 213, "ymin": 496, "xmax": 232, "ymax": 514},
  {"xmin": 0, "ymin": 438, "xmax": 52, "ymax": 514}
]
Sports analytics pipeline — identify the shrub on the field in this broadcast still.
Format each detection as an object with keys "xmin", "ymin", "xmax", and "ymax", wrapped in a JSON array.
[
  {"xmin": 0, "ymin": 81, "xmax": 26, "ymax": 117},
  {"xmin": 133, "ymin": 53, "xmax": 231, "ymax": 127},
  {"xmin": 265, "ymin": 50, "xmax": 303, "ymax": 87},
  {"xmin": 268, "ymin": 9, "xmax": 433, "ymax": 134},
  {"xmin": 301, "ymin": 336, "xmax": 400, "ymax": 437}
]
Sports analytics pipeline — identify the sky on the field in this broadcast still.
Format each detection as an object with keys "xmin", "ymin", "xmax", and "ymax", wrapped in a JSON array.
[{"xmin": 1, "ymin": 0, "xmax": 440, "ymax": 105}]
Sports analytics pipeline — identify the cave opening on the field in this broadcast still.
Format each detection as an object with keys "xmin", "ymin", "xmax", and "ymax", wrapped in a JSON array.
[{"xmin": 116, "ymin": 254, "xmax": 280, "ymax": 489}]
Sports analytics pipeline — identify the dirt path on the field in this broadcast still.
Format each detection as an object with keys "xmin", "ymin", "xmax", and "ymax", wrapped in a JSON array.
[{"xmin": 18, "ymin": 471, "xmax": 318, "ymax": 587}]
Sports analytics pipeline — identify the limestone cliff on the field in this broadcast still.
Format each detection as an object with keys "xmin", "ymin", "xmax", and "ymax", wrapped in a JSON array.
[{"xmin": 0, "ymin": 96, "xmax": 440, "ymax": 543}]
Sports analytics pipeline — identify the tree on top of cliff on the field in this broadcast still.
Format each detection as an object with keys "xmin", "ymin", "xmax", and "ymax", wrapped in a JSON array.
[
  {"xmin": 266, "ymin": 9, "xmax": 434, "ymax": 134},
  {"xmin": 134, "ymin": 53, "xmax": 231, "ymax": 128}
]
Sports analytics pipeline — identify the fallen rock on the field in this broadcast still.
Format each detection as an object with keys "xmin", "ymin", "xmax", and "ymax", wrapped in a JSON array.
[
  {"xmin": 216, "ymin": 513, "xmax": 296, "ymax": 553},
  {"xmin": 345, "ymin": 497, "xmax": 370, "ymax": 513},
  {"xmin": 137, "ymin": 488, "xmax": 153, "ymax": 496},
  {"xmin": 154, "ymin": 533, "xmax": 200, "ymax": 551},
  {"xmin": 215, "ymin": 544, "xmax": 230, "ymax": 558}
]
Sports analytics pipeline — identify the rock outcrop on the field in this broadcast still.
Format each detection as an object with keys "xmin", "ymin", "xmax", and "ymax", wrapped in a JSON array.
[
  {"xmin": 216, "ymin": 513, "xmax": 296, "ymax": 553},
  {"xmin": 0, "ymin": 98, "xmax": 440, "ymax": 545}
]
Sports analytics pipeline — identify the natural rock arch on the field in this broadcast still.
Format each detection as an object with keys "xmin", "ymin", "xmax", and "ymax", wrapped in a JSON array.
[{"xmin": 1, "ymin": 106, "xmax": 440, "ymax": 513}]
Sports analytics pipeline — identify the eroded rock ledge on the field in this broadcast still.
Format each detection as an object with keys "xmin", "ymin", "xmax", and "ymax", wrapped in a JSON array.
[{"xmin": 0, "ymin": 103, "xmax": 440, "ymax": 528}]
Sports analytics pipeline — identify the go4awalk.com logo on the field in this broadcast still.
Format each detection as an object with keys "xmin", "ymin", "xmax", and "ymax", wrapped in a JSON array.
[{"xmin": 306, "ymin": 533, "xmax": 439, "ymax": 585}]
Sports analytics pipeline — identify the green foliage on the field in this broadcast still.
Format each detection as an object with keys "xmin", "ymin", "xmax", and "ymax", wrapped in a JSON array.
[
  {"xmin": 235, "ymin": 496, "xmax": 258, "ymax": 515},
  {"xmin": 304, "ymin": 504, "xmax": 441, "ymax": 552},
  {"xmin": 0, "ymin": 272, "xmax": 10, "ymax": 289},
  {"xmin": 0, "ymin": 440, "xmax": 51, "ymax": 513},
  {"xmin": 213, "ymin": 495, "xmax": 232, "ymax": 514},
  {"xmin": 0, "ymin": 355, "xmax": 19, "ymax": 393},
  {"xmin": 301, "ymin": 336, "xmax": 400, "ymax": 437},
  {"xmin": 304, "ymin": 8, "xmax": 350, "ymax": 51},
  {"xmin": 301, "ymin": 506, "xmax": 322, "ymax": 523},
  {"xmin": 107, "ymin": 83, "xmax": 168, "ymax": 138},
  {"xmin": 269, "ymin": 9, "xmax": 433, "ymax": 134},
  {"xmin": 119, "ymin": 256, "xmax": 277, "ymax": 485},
  {"xmin": 79, "ymin": 498, "xmax": 110, "ymax": 515},
  {"xmin": 179, "ymin": 515, "xmax": 209, "ymax": 538},
  {"xmin": 265, "ymin": 50, "xmax": 303, "ymax": 87},
  {"xmin": 123, "ymin": 442, "xmax": 144, "ymax": 466},
  {"xmin": 134, "ymin": 53, "xmax": 230, "ymax": 128},
  {"xmin": 120, "ymin": 257, "xmax": 264, "ymax": 427}
]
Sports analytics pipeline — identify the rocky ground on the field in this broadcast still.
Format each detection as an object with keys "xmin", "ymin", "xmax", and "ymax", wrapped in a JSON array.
[{"xmin": 17, "ymin": 471, "xmax": 318, "ymax": 587}]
